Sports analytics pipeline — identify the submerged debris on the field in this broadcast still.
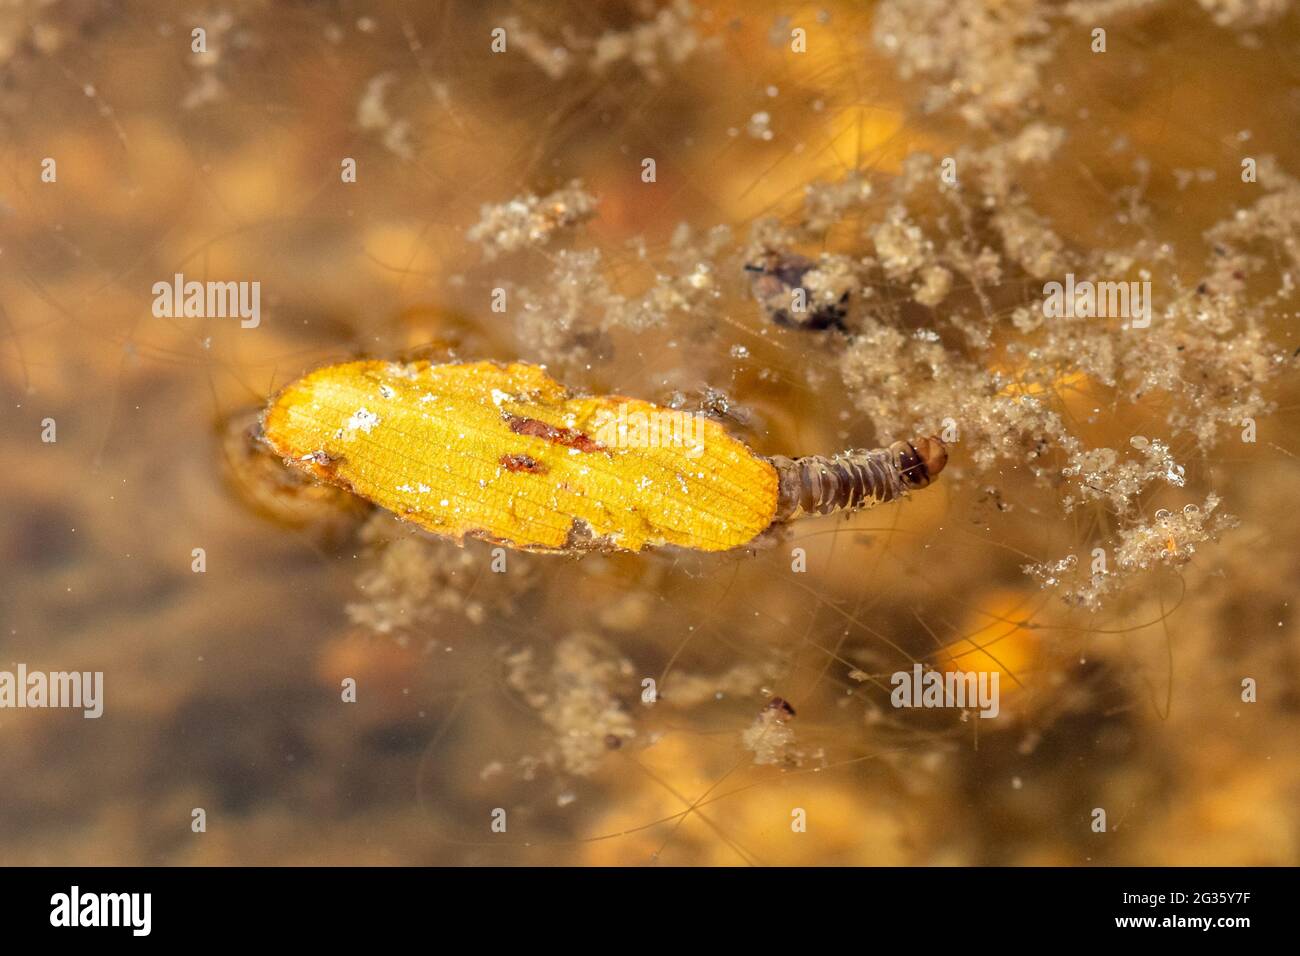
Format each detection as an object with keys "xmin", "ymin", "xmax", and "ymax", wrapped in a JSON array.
[
  {"xmin": 466, "ymin": 180, "xmax": 598, "ymax": 260},
  {"xmin": 356, "ymin": 72, "xmax": 414, "ymax": 159},
  {"xmin": 504, "ymin": 634, "xmax": 637, "ymax": 776},
  {"xmin": 504, "ymin": 0, "xmax": 707, "ymax": 85},
  {"xmin": 1025, "ymin": 495, "xmax": 1239, "ymax": 608},
  {"xmin": 742, "ymin": 697, "xmax": 799, "ymax": 766},
  {"xmin": 345, "ymin": 514, "xmax": 532, "ymax": 635},
  {"xmin": 874, "ymin": 0, "xmax": 1056, "ymax": 128}
]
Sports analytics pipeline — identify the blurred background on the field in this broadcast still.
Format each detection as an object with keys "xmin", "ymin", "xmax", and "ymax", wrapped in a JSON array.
[{"xmin": 1, "ymin": 0, "xmax": 1298, "ymax": 864}]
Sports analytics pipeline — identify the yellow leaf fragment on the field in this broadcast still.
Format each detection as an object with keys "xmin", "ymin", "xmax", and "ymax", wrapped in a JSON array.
[{"xmin": 262, "ymin": 360, "xmax": 780, "ymax": 553}]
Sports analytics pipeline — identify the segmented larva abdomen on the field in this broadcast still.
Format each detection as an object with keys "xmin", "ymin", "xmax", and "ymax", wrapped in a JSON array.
[{"xmin": 768, "ymin": 436, "xmax": 948, "ymax": 523}]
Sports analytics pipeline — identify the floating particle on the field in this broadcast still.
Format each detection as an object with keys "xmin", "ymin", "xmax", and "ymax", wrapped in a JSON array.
[
  {"xmin": 262, "ymin": 360, "xmax": 947, "ymax": 554},
  {"xmin": 746, "ymin": 110, "xmax": 774, "ymax": 140},
  {"xmin": 345, "ymin": 407, "xmax": 380, "ymax": 434},
  {"xmin": 356, "ymin": 72, "xmax": 413, "ymax": 159},
  {"xmin": 743, "ymin": 704, "xmax": 798, "ymax": 766}
]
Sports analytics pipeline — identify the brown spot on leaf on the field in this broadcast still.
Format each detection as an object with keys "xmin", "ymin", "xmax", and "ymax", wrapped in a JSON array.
[
  {"xmin": 504, "ymin": 413, "xmax": 605, "ymax": 453},
  {"xmin": 500, "ymin": 453, "xmax": 547, "ymax": 474}
]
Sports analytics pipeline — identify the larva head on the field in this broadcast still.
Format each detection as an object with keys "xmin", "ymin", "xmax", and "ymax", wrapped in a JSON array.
[{"xmin": 895, "ymin": 436, "xmax": 948, "ymax": 490}]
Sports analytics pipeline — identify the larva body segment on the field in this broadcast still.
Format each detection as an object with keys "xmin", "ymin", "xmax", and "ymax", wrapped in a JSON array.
[
  {"xmin": 261, "ymin": 360, "xmax": 947, "ymax": 554},
  {"xmin": 769, "ymin": 438, "xmax": 948, "ymax": 523}
]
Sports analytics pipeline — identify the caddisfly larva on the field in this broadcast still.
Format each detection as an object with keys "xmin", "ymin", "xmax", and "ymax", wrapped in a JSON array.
[
  {"xmin": 260, "ymin": 359, "xmax": 947, "ymax": 554},
  {"xmin": 768, "ymin": 437, "xmax": 946, "ymax": 522}
]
